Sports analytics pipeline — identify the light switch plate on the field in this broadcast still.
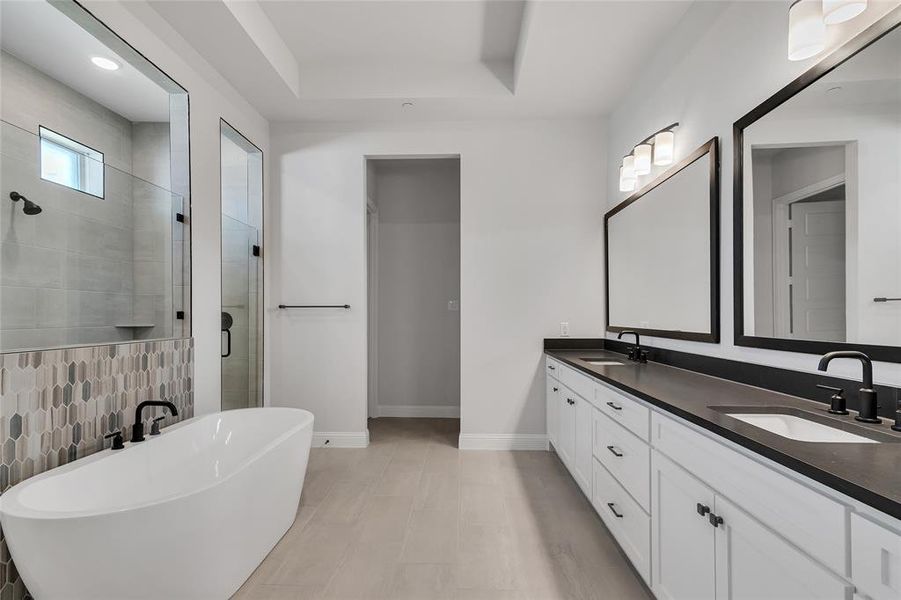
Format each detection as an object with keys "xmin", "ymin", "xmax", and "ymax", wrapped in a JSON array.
[
  {"xmin": 560, "ymin": 321, "xmax": 570, "ymax": 337},
  {"xmin": 448, "ymin": 300, "xmax": 459, "ymax": 311}
]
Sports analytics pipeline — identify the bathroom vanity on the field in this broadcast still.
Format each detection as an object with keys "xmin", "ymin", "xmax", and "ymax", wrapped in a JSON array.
[{"xmin": 544, "ymin": 345, "xmax": 900, "ymax": 600}]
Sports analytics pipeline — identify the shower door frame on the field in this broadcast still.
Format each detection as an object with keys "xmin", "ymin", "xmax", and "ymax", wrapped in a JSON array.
[{"xmin": 219, "ymin": 118, "xmax": 264, "ymax": 410}]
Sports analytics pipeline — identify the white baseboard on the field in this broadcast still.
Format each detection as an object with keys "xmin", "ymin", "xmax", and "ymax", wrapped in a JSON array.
[
  {"xmin": 458, "ymin": 433, "xmax": 548, "ymax": 451},
  {"xmin": 312, "ymin": 431, "xmax": 370, "ymax": 448},
  {"xmin": 376, "ymin": 405, "xmax": 460, "ymax": 418}
]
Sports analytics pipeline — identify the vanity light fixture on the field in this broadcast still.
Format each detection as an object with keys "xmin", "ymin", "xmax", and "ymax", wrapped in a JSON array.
[
  {"xmin": 653, "ymin": 130, "xmax": 675, "ymax": 166},
  {"xmin": 788, "ymin": 0, "xmax": 826, "ymax": 61},
  {"xmin": 618, "ymin": 123, "xmax": 679, "ymax": 191},
  {"xmin": 619, "ymin": 160, "xmax": 637, "ymax": 192},
  {"xmin": 788, "ymin": 0, "xmax": 868, "ymax": 61},
  {"xmin": 91, "ymin": 56, "xmax": 119, "ymax": 71},
  {"xmin": 823, "ymin": 0, "xmax": 867, "ymax": 24},
  {"xmin": 633, "ymin": 143, "xmax": 652, "ymax": 176},
  {"xmin": 619, "ymin": 155, "xmax": 637, "ymax": 192}
]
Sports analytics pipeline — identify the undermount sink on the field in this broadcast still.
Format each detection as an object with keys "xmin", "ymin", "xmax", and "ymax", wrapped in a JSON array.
[
  {"xmin": 581, "ymin": 359, "xmax": 626, "ymax": 366},
  {"xmin": 726, "ymin": 413, "xmax": 879, "ymax": 444}
]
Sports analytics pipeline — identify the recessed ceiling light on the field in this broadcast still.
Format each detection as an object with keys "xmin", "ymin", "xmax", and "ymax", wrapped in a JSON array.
[
  {"xmin": 402, "ymin": 102, "xmax": 414, "ymax": 109},
  {"xmin": 91, "ymin": 56, "xmax": 119, "ymax": 71}
]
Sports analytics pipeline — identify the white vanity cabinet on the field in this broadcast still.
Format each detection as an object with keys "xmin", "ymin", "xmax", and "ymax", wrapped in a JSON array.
[
  {"xmin": 652, "ymin": 452, "xmax": 717, "ymax": 600},
  {"xmin": 851, "ymin": 513, "xmax": 901, "ymax": 600},
  {"xmin": 543, "ymin": 354, "xmax": 901, "ymax": 600},
  {"xmin": 547, "ymin": 359, "xmax": 593, "ymax": 496},
  {"xmin": 713, "ymin": 494, "xmax": 852, "ymax": 600},
  {"xmin": 651, "ymin": 452, "xmax": 851, "ymax": 599},
  {"xmin": 546, "ymin": 374, "xmax": 560, "ymax": 448}
]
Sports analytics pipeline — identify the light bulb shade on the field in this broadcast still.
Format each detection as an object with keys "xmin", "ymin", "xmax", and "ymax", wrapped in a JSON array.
[
  {"xmin": 619, "ymin": 166, "xmax": 636, "ymax": 192},
  {"xmin": 823, "ymin": 0, "xmax": 866, "ymax": 24},
  {"xmin": 621, "ymin": 155, "xmax": 636, "ymax": 180},
  {"xmin": 633, "ymin": 144, "xmax": 652, "ymax": 176},
  {"xmin": 788, "ymin": 0, "xmax": 826, "ymax": 61},
  {"xmin": 653, "ymin": 131, "xmax": 675, "ymax": 166}
]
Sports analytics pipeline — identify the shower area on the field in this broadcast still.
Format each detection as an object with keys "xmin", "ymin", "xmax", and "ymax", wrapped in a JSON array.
[
  {"xmin": 220, "ymin": 121, "xmax": 263, "ymax": 410},
  {"xmin": 0, "ymin": 121, "xmax": 188, "ymax": 353},
  {"xmin": 0, "ymin": 3, "xmax": 190, "ymax": 354}
]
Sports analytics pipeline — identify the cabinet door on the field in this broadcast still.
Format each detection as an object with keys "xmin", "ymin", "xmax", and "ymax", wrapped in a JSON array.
[
  {"xmin": 572, "ymin": 395, "xmax": 593, "ymax": 496},
  {"xmin": 652, "ymin": 451, "xmax": 717, "ymax": 600},
  {"xmin": 557, "ymin": 390, "xmax": 575, "ymax": 468},
  {"xmin": 714, "ymin": 496, "xmax": 852, "ymax": 600},
  {"xmin": 546, "ymin": 377, "xmax": 560, "ymax": 447}
]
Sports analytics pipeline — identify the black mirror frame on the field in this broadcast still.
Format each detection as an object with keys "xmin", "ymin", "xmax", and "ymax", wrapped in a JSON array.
[
  {"xmin": 605, "ymin": 137, "xmax": 720, "ymax": 343},
  {"xmin": 732, "ymin": 7, "xmax": 901, "ymax": 363}
]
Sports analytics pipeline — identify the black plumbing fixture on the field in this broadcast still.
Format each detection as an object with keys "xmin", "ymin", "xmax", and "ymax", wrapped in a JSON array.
[
  {"xmin": 132, "ymin": 400, "xmax": 178, "ymax": 442},
  {"xmin": 817, "ymin": 351, "xmax": 881, "ymax": 424},
  {"xmin": 618, "ymin": 331, "xmax": 647, "ymax": 363},
  {"xmin": 104, "ymin": 430, "xmax": 125, "ymax": 450},
  {"xmin": 9, "ymin": 191, "xmax": 42, "ymax": 215},
  {"xmin": 149, "ymin": 416, "xmax": 167, "ymax": 436},
  {"xmin": 892, "ymin": 388, "xmax": 901, "ymax": 432},
  {"xmin": 815, "ymin": 384, "xmax": 848, "ymax": 415}
]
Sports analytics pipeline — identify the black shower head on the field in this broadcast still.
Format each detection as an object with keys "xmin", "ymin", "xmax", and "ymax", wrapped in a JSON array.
[
  {"xmin": 22, "ymin": 199, "xmax": 42, "ymax": 215},
  {"xmin": 9, "ymin": 191, "xmax": 42, "ymax": 215}
]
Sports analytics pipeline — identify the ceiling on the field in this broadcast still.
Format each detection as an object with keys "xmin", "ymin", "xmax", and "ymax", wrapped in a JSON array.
[
  {"xmin": 1, "ymin": 0, "xmax": 171, "ymax": 122},
  {"xmin": 148, "ymin": 0, "xmax": 694, "ymax": 122}
]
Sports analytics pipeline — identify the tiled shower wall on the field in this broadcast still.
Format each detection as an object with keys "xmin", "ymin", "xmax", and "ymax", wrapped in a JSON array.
[
  {"xmin": 0, "ymin": 51, "xmax": 186, "ymax": 352},
  {"xmin": 0, "ymin": 337, "xmax": 194, "ymax": 600}
]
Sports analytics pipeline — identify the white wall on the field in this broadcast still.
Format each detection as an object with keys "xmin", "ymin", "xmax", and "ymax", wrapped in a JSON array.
[
  {"xmin": 605, "ymin": 0, "xmax": 901, "ymax": 386},
  {"xmin": 372, "ymin": 158, "xmax": 460, "ymax": 418},
  {"xmin": 81, "ymin": 0, "xmax": 271, "ymax": 415},
  {"xmin": 271, "ymin": 120, "xmax": 606, "ymax": 443}
]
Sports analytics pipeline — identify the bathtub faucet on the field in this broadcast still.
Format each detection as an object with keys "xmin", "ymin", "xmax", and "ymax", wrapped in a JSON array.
[{"xmin": 132, "ymin": 401, "xmax": 179, "ymax": 442}]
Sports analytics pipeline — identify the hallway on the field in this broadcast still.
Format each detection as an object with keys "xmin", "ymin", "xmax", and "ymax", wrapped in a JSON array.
[{"xmin": 234, "ymin": 418, "xmax": 650, "ymax": 599}]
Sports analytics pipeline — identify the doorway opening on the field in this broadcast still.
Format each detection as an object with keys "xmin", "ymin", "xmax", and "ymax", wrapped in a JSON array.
[
  {"xmin": 366, "ymin": 157, "xmax": 461, "ymax": 440},
  {"xmin": 220, "ymin": 120, "xmax": 263, "ymax": 410}
]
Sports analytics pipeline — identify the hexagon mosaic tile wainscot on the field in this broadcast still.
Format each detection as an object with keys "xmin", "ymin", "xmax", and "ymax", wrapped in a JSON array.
[{"xmin": 0, "ymin": 338, "xmax": 193, "ymax": 600}]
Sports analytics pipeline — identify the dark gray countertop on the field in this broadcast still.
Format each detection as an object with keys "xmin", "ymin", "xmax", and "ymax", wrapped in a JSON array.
[{"xmin": 545, "ymin": 348, "xmax": 901, "ymax": 520}]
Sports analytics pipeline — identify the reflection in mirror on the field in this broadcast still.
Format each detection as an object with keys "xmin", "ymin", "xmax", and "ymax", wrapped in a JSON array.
[
  {"xmin": 740, "ymin": 21, "xmax": 900, "ymax": 352},
  {"xmin": 606, "ymin": 139, "xmax": 719, "ymax": 342},
  {"xmin": 0, "ymin": 0, "xmax": 190, "ymax": 353}
]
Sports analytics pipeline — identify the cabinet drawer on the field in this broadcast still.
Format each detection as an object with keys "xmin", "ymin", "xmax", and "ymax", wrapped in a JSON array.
[
  {"xmin": 595, "ymin": 383, "xmax": 650, "ymax": 441},
  {"xmin": 560, "ymin": 363, "xmax": 595, "ymax": 403},
  {"xmin": 593, "ymin": 458, "xmax": 651, "ymax": 584},
  {"xmin": 593, "ymin": 409, "xmax": 650, "ymax": 511},
  {"xmin": 546, "ymin": 356, "xmax": 562, "ymax": 380},
  {"xmin": 851, "ymin": 513, "xmax": 901, "ymax": 600},
  {"xmin": 652, "ymin": 411, "xmax": 847, "ymax": 575}
]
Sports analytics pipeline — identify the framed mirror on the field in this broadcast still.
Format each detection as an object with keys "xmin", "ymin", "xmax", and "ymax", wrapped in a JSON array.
[
  {"xmin": 0, "ymin": 0, "xmax": 191, "ymax": 353},
  {"xmin": 605, "ymin": 138, "xmax": 720, "ymax": 342},
  {"xmin": 734, "ymin": 9, "xmax": 901, "ymax": 362}
]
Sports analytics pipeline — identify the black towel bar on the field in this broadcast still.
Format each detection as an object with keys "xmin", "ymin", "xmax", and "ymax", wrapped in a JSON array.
[{"xmin": 278, "ymin": 304, "xmax": 350, "ymax": 309}]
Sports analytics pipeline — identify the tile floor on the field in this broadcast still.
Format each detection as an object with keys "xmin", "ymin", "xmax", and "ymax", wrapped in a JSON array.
[{"xmin": 233, "ymin": 418, "xmax": 651, "ymax": 600}]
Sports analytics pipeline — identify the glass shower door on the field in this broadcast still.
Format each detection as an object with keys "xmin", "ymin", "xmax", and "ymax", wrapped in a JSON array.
[
  {"xmin": 220, "ymin": 120, "xmax": 263, "ymax": 411},
  {"xmin": 221, "ymin": 215, "xmax": 260, "ymax": 410}
]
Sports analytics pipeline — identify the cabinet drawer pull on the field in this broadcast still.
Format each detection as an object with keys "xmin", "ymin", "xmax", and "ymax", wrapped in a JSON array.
[
  {"xmin": 606, "ymin": 445, "xmax": 623, "ymax": 457},
  {"xmin": 553, "ymin": 387, "xmax": 558, "ymax": 392},
  {"xmin": 708, "ymin": 513, "xmax": 724, "ymax": 528},
  {"xmin": 606, "ymin": 401, "xmax": 623, "ymax": 411},
  {"xmin": 548, "ymin": 365, "xmax": 555, "ymax": 370},
  {"xmin": 607, "ymin": 502, "xmax": 624, "ymax": 518},
  {"xmin": 567, "ymin": 398, "xmax": 575, "ymax": 405},
  {"xmin": 696, "ymin": 503, "xmax": 710, "ymax": 517}
]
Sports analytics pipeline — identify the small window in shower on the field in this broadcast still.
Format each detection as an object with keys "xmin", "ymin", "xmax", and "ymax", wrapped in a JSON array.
[{"xmin": 39, "ymin": 126, "xmax": 104, "ymax": 198}]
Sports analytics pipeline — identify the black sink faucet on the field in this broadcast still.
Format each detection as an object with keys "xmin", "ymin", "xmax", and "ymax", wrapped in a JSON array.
[
  {"xmin": 817, "ymin": 351, "xmax": 881, "ymax": 424},
  {"xmin": 132, "ymin": 400, "xmax": 178, "ymax": 442},
  {"xmin": 617, "ymin": 331, "xmax": 646, "ymax": 363}
]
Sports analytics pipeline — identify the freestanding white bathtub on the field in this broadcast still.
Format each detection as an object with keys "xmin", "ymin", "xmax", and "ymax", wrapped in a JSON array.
[{"xmin": 0, "ymin": 407, "xmax": 314, "ymax": 600}]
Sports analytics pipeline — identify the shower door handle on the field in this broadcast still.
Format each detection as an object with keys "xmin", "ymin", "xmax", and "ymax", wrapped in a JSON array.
[
  {"xmin": 222, "ymin": 328, "xmax": 232, "ymax": 358},
  {"xmin": 221, "ymin": 311, "xmax": 233, "ymax": 358}
]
